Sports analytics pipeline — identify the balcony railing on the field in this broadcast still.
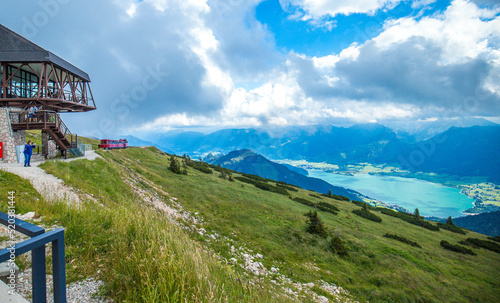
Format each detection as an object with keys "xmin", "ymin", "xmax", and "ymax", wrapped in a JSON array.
[
  {"xmin": 9, "ymin": 110, "xmax": 72, "ymax": 139},
  {"xmin": 1, "ymin": 84, "xmax": 91, "ymax": 106},
  {"xmin": 10, "ymin": 110, "xmax": 58, "ymax": 127},
  {"xmin": 0, "ymin": 212, "xmax": 66, "ymax": 303}
]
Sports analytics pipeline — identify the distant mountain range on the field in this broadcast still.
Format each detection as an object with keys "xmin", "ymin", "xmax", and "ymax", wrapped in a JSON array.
[
  {"xmin": 384, "ymin": 117, "xmax": 498, "ymax": 142},
  {"xmin": 149, "ymin": 124, "xmax": 406, "ymax": 163},
  {"xmin": 395, "ymin": 126, "xmax": 500, "ymax": 182},
  {"xmin": 131, "ymin": 121, "xmax": 500, "ymax": 182},
  {"xmin": 207, "ymin": 149, "xmax": 364, "ymax": 201}
]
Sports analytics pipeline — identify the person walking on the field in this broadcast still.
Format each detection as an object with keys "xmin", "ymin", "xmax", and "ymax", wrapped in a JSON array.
[{"xmin": 24, "ymin": 140, "xmax": 36, "ymax": 167}]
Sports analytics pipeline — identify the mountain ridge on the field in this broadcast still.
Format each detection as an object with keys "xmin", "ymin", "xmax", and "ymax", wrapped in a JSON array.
[
  {"xmin": 141, "ymin": 124, "xmax": 500, "ymax": 182},
  {"xmin": 208, "ymin": 149, "xmax": 364, "ymax": 201},
  {"xmin": 395, "ymin": 126, "xmax": 500, "ymax": 182}
]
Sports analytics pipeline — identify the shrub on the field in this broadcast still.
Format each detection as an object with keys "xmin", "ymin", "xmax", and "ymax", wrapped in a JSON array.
[
  {"xmin": 352, "ymin": 200, "xmax": 363, "ymax": 207},
  {"xmin": 383, "ymin": 233, "xmax": 421, "ymax": 248},
  {"xmin": 317, "ymin": 202, "xmax": 339, "ymax": 215},
  {"xmin": 459, "ymin": 238, "xmax": 500, "ymax": 253},
  {"xmin": 407, "ymin": 217, "xmax": 439, "ymax": 231},
  {"xmin": 487, "ymin": 236, "xmax": 500, "ymax": 243},
  {"xmin": 241, "ymin": 173, "xmax": 269, "ymax": 183},
  {"xmin": 234, "ymin": 176, "xmax": 260, "ymax": 186},
  {"xmin": 436, "ymin": 223, "xmax": 466, "ymax": 234},
  {"xmin": 279, "ymin": 181, "xmax": 300, "ymax": 187},
  {"xmin": 379, "ymin": 208, "xmax": 400, "ymax": 217},
  {"xmin": 255, "ymin": 182, "xmax": 289, "ymax": 195},
  {"xmin": 276, "ymin": 182, "xmax": 298, "ymax": 192},
  {"xmin": 378, "ymin": 208, "xmax": 439, "ymax": 231},
  {"xmin": 236, "ymin": 177, "xmax": 289, "ymax": 195},
  {"xmin": 293, "ymin": 197, "xmax": 315, "ymax": 207},
  {"xmin": 185, "ymin": 159, "xmax": 213, "ymax": 174},
  {"xmin": 196, "ymin": 165, "xmax": 213, "ymax": 174},
  {"xmin": 352, "ymin": 200, "xmax": 377, "ymax": 210},
  {"xmin": 308, "ymin": 193, "xmax": 322, "ymax": 199},
  {"xmin": 333, "ymin": 194, "xmax": 350, "ymax": 201},
  {"xmin": 304, "ymin": 211, "xmax": 328, "ymax": 238},
  {"xmin": 352, "ymin": 209, "xmax": 382, "ymax": 223},
  {"xmin": 255, "ymin": 182, "xmax": 272, "ymax": 191},
  {"xmin": 440, "ymin": 240, "xmax": 476, "ymax": 255},
  {"xmin": 323, "ymin": 193, "xmax": 350, "ymax": 201},
  {"xmin": 330, "ymin": 235, "xmax": 349, "ymax": 256},
  {"xmin": 269, "ymin": 186, "xmax": 289, "ymax": 196}
]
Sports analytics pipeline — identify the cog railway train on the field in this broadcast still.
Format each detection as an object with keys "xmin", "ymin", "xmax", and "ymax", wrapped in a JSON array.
[{"xmin": 98, "ymin": 139, "xmax": 128, "ymax": 149}]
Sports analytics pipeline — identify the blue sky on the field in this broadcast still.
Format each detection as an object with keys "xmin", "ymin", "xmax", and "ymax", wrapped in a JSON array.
[
  {"xmin": 255, "ymin": 0, "xmax": 452, "ymax": 56},
  {"xmin": 0, "ymin": 0, "xmax": 499, "ymax": 137}
]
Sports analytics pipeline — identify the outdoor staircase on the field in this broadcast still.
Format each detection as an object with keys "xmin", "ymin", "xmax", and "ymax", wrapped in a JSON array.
[
  {"xmin": 44, "ymin": 125, "xmax": 72, "ymax": 151},
  {"xmin": 9, "ymin": 110, "xmax": 85, "ymax": 158}
]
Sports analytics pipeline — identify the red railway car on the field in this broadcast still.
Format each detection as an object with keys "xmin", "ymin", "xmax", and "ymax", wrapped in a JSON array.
[{"xmin": 99, "ymin": 139, "xmax": 128, "ymax": 149}]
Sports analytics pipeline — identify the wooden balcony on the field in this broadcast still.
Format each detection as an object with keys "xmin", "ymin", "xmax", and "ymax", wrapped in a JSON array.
[
  {"xmin": 1, "ymin": 25, "xmax": 96, "ymax": 112},
  {"xmin": 0, "ymin": 62, "xmax": 96, "ymax": 112},
  {"xmin": 10, "ymin": 110, "xmax": 78, "ymax": 151}
]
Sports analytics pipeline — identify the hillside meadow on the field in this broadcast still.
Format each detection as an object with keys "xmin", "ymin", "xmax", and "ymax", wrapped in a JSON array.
[{"xmin": 2, "ymin": 147, "xmax": 499, "ymax": 302}]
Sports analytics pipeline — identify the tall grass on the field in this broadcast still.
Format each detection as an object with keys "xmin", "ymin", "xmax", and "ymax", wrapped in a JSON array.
[{"xmin": 1, "ymin": 164, "xmax": 292, "ymax": 302}]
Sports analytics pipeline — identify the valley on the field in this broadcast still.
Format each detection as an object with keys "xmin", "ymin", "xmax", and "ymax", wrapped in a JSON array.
[{"xmin": 276, "ymin": 160, "xmax": 500, "ymax": 214}]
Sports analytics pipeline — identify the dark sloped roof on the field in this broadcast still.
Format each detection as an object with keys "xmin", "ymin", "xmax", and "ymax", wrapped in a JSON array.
[{"xmin": 0, "ymin": 24, "xmax": 90, "ymax": 81}]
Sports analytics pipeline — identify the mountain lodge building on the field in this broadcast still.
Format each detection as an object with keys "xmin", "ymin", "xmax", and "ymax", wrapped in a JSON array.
[{"xmin": 0, "ymin": 24, "xmax": 96, "ymax": 163}]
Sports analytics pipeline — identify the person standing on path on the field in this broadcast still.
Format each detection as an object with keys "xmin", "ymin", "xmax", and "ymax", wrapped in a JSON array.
[{"xmin": 24, "ymin": 141, "xmax": 36, "ymax": 167}]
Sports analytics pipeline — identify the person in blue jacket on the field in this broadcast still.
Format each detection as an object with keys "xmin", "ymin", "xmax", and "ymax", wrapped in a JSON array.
[{"xmin": 24, "ymin": 141, "xmax": 36, "ymax": 167}]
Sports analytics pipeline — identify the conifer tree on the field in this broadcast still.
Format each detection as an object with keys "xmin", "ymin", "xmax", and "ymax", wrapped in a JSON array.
[
  {"xmin": 169, "ymin": 154, "xmax": 182, "ymax": 174},
  {"xmin": 363, "ymin": 202, "xmax": 369, "ymax": 211},
  {"xmin": 328, "ymin": 190, "xmax": 332, "ymax": 197},
  {"xmin": 446, "ymin": 216, "xmax": 456, "ymax": 226},
  {"xmin": 304, "ymin": 211, "xmax": 328, "ymax": 238},
  {"xmin": 414, "ymin": 208, "xmax": 421, "ymax": 220}
]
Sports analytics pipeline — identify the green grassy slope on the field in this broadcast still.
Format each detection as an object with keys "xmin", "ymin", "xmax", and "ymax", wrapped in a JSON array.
[
  {"xmin": 4, "ymin": 147, "xmax": 499, "ymax": 302},
  {"xmin": 1, "ymin": 151, "xmax": 293, "ymax": 303}
]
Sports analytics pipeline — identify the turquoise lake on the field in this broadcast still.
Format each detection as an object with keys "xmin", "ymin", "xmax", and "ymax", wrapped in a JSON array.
[{"xmin": 308, "ymin": 170, "xmax": 475, "ymax": 218}]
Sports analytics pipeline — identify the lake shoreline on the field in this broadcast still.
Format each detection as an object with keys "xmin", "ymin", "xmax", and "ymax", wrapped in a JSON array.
[
  {"xmin": 307, "ymin": 169, "xmax": 476, "ymax": 219},
  {"xmin": 275, "ymin": 159, "xmax": 500, "ymax": 215}
]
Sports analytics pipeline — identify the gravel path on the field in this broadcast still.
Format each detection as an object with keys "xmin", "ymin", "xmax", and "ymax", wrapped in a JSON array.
[
  {"xmin": 0, "ymin": 151, "xmax": 101, "ymax": 204},
  {"xmin": 1, "ymin": 151, "xmax": 112, "ymax": 302}
]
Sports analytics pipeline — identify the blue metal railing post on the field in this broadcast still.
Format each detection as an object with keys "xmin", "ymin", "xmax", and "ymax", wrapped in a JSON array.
[
  {"xmin": 52, "ymin": 230, "xmax": 66, "ymax": 302},
  {"xmin": 32, "ymin": 245, "xmax": 47, "ymax": 303},
  {"xmin": 0, "ymin": 212, "xmax": 66, "ymax": 303}
]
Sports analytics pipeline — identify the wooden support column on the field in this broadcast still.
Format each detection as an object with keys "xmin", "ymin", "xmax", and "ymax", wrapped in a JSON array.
[{"xmin": 42, "ymin": 129, "xmax": 49, "ymax": 159}]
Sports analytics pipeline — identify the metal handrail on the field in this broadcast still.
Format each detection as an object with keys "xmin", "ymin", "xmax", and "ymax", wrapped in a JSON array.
[
  {"xmin": 0, "ymin": 212, "xmax": 66, "ymax": 303},
  {"xmin": 2, "ymin": 84, "xmax": 92, "ymax": 106},
  {"xmin": 9, "ymin": 110, "xmax": 74, "ymax": 137},
  {"xmin": 9, "ymin": 110, "xmax": 58, "ymax": 126}
]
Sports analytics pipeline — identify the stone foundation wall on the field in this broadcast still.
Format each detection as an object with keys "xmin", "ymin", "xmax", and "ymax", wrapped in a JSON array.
[
  {"xmin": 0, "ymin": 107, "xmax": 18, "ymax": 163},
  {"xmin": 14, "ymin": 130, "xmax": 26, "ymax": 146},
  {"xmin": 42, "ymin": 130, "xmax": 58, "ymax": 159}
]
